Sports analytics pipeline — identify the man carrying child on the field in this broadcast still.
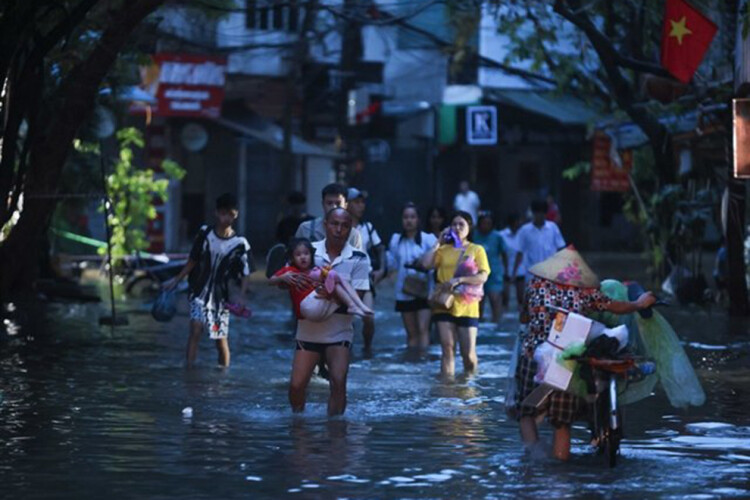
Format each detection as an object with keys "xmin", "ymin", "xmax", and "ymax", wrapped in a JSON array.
[{"xmin": 284, "ymin": 207, "xmax": 370, "ymax": 416}]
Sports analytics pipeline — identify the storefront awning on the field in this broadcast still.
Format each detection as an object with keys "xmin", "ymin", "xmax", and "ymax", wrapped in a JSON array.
[
  {"xmin": 597, "ymin": 103, "xmax": 727, "ymax": 149},
  {"xmin": 216, "ymin": 109, "xmax": 341, "ymax": 159},
  {"xmin": 484, "ymin": 89, "xmax": 601, "ymax": 126}
]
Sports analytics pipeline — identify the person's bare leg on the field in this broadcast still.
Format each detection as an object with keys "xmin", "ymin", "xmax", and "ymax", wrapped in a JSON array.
[
  {"xmin": 186, "ymin": 320, "xmax": 203, "ymax": 367},
  {"xmin": 215, "ymin": 338, "xmax": 230, "ymax": 367},
  {"xmin": 324, "ymin": 345, "xmax": 350, "ymax": 416},
  {"xmin": 515, "ymin": 279, "xmax": 525, "ymax": 309},
  {"xmin": 490, "ymin": 292, "xmax": 503, "ymax": 324},
  {"xmin": 361, "ymin": 291, "xmax": 375, "ymax": 351},
  {"xmin": 401, "ymin": 311, "xmax": 420, "ymax": 347},
  {"xmin": 289, "ymin": 349, "xmax": 320, "ymax": 412},
  {"xmin": 553, "ymin": 425, "xmax": 572, "ymax": 461},
  {"xmin": 416, "ymin": 309, "xmax": 431, "ymax": 349},
  {"xmin": 437, "ymin": 321, "xmax": 456, "ymax": 376},
  {"xmin": 335, "ymin": 277, "xmax": 373, "ymax": 314},
  {"xmin": 519, "ymin": 416, "xmax": 539, "ymax": 445},
  {"xmin": 457, "ymin": 326, "xmax": 478, "ymax": 373},
  {"xmin": 331, "ymin": 283, "xmax": 371, "ymax": 317},
  {"xmin": 330, "ymin": 285, "xmax": 363, "ymax": 315}
]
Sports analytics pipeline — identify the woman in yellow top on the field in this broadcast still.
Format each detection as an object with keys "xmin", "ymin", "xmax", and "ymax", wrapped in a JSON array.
[{"xmin": 421, "ymin": 211, "xmax": 490, "ymax": 375}]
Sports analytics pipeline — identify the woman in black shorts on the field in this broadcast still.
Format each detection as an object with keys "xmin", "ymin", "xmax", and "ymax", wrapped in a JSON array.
[{"xmin": 386, "ymin": 203, "xmax": 439, "ymax": 349}]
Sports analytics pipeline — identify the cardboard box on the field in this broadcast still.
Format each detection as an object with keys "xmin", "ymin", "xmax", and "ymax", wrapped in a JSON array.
[{"xmin": 542, "ymin": 312, "xmax": 592, "ymax": 391}]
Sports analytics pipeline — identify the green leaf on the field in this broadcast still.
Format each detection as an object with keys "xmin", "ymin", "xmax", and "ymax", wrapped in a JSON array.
[{"xmin": 562, "ymin": 161, "xmax": 591, "ymax": 180}]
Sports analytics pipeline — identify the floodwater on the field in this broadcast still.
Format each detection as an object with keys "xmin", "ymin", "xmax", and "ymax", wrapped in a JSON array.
[{"xmin": 1, "ymin": 282, "xmax": 750, "ymax": 499}]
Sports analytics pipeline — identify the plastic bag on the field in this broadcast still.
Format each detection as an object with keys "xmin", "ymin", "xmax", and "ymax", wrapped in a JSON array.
[
  {"xmin": 532, "ymin": 341, "xmax": 556, "ymax": 383},
  {"xmin": 635, "ymin": 309, "xmax": 705, "ymax": 408},
  {"xmin": 454, "ymin": 256, "xmax": 484, "ymax": 304},
  {"xmin": 597, "ymin": 279, "xmax": 704, "ymax": 408},
  {"xmin": 151, "ymin": 289, "xmax": 177, "ymax": 322}
]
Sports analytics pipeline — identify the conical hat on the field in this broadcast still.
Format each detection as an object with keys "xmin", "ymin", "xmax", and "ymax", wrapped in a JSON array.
[{"xmin": 529, "ymin": 245, "xmax": 600, "ymax": 288}]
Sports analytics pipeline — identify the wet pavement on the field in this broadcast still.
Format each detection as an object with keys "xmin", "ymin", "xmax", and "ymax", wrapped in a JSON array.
[{"xmin": 1, "ymin": 277, "xmax": 750, "ymax": 499}]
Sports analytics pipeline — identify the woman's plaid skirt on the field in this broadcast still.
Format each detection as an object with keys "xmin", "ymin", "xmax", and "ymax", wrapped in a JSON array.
[{"xmin": 514, "ymin": 354, "xmax": 588, "ymax": 428}]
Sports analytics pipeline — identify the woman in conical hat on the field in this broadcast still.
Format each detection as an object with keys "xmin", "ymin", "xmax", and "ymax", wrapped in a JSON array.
[{"xmin": 514, "ymin": 245, "xmax": 656, "ymax": 461}]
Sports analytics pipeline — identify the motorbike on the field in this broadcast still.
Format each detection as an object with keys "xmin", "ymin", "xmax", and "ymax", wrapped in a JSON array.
[{"xmin": 122, "ymin": 253, "xmax": 187, "ymax": 298}]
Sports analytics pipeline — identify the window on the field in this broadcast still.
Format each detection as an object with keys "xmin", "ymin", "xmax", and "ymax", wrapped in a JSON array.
[{"xmin": 246, "ymin": 0, "xmax": 301, "ymax": 32}]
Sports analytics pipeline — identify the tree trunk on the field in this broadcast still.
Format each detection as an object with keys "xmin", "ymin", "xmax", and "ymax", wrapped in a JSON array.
[{"xmin": 0, "ymin": 0, "xmax": 164, "ymax": 300}]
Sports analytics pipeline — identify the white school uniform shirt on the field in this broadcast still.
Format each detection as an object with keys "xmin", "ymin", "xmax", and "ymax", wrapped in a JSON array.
[
  {"xmin": 453, "ymin": 190, "xmax": 481, "ymax": 223},
  {"xmin": 387, "ymin": 231, "xmax": 438, "ymax": 301},
  {"xmin": 500, "ymin": 227, "xmax": 525, "ymax": 278},
  {"xmin": 516, "ymin": 221, "xmax": 566, "ymax": 280},
  {"xmin": 355, "ymin": 221, "xmax": 382, "ymax": 252},
  {"xmin": 295, "ymin": 239, "xmax": 371, "ymax": 344}
]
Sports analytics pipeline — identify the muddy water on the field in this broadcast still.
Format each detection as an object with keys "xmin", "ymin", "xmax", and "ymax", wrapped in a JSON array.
[{"xmin": 1, "ymin": 283, "xmax": 749, "ymax": 498}]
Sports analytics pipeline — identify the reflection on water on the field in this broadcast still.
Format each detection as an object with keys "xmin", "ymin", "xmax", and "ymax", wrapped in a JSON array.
[{"xmin": 1, "ymin": 289, "xmax": 749, "ymax": 498}]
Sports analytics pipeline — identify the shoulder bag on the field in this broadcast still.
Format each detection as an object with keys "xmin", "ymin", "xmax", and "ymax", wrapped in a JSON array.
[{"xmin": 427, "ymin": 246, "xmax": 467, "ymax": 310}]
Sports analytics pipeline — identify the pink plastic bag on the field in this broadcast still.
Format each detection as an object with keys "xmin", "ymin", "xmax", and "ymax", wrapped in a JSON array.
[{"xmin": 453, "ymin": 256, "xmax": 484, "ymax": 304}]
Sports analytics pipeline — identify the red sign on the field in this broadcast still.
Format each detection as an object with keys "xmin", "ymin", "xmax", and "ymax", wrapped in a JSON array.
[
  {"xmin": 591, "ymin": 132, "xmax": 632, "ymax": 192},
  {"xmin": 131, "ymin": 53, "xmax": 227, "ymax": 118}
]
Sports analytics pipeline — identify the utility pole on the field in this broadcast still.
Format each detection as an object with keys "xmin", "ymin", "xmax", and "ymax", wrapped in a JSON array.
[
  {"xmin": 335, "ymin": 0, "xmax": 362, "ymax": 182},
  {"xmin": 282, "ymin": 0, "xmax": 319, "ymax": 189}
]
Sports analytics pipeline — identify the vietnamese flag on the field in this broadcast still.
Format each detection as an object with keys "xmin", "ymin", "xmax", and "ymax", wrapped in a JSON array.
[{"xmin": 660, "ymin": 0, "xmax": 718, "ymax": 83}]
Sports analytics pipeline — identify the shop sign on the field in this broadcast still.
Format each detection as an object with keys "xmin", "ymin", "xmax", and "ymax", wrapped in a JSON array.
[
  {"xmin": 362, "ymin": 139, "xmax": 391, "ymax": 163},
  {"xmin": 466, "ymin": 105, "xmax": 497, "ymax": 145},
  {"xmin": 591, "ymin": 132, "xmax": 632, "ymax": 192},
  {"xmin": 131, "ymin": 53, "xmax": 227, "ymax": 118}
]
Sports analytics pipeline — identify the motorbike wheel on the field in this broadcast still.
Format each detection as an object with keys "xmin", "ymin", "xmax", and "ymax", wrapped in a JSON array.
[
  {"xmin": 604, "ymin": 430, "xmax": 619, "ymax": 468},
  {"xmin": 595, "ymin": 388, "xmax": 621, "ymax": 467},
  {"xmin": 126, "ymin": 275, "xmax": 160, "ymax": 299}
]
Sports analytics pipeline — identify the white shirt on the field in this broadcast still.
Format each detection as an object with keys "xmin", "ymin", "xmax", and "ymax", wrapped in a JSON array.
[
  {"xmin": 453, "ymin": 190, "xmax": 481, "ymax": 223},
  {"xmin": 516, "ymin": 221, "xmax": 566, "ymax": 280},
  {"xmin": 355, "ymin": 221, "xmax": 382, "ymax": 252},
  {"xmin": 500, "ymin": 227, "xmax": 525, "ymax": 278},
  {"xmin": 295, "ymin": 239, "xmax": 371, "ymax": 343},
  {"xmin": 387, "ymin": 232, "xmax": 438, "ymax": 301}
]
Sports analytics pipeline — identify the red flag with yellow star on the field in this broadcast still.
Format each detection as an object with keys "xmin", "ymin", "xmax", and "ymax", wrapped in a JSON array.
[{"xmin": 660, "ymin": 0, "xmax": 717, "ymax": 83}]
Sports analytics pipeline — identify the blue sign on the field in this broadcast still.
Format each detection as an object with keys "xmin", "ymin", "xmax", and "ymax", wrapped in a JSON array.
[{"xmin": 466, "ymin": 105, "xmax": 497, "ymax": 145}]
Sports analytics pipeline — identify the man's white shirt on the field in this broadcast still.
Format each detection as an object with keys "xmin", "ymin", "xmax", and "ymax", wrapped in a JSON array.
[
  {"xmin": 453, "ymin": 190, "xmax": 481, "ymax": 224},
  {"xmin": 516, "ymin": 221, "xmax": 566, "ymax": 280}
]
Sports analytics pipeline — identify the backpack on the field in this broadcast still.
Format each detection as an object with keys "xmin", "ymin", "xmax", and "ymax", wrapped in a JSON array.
[{"xmin": 363, "ymin": 221, "xmax": 382, "ymax": 271}]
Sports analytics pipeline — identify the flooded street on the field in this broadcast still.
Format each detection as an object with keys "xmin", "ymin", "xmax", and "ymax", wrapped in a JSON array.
[{"xmin": 2, "ymin": 281, "xmax": 750, "ymax": 499}]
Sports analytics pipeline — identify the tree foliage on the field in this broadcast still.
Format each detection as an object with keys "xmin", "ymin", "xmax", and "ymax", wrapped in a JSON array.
[
  {"xmin": 102, "ymin": 128, "xmax": 185, "ymax": 262},
  {"xmin": 0, "ymin": 0, "xmax": 167, "ymax": 297},
  {"xmin": 488, "ymin": 0, "xmax": 735, "ymax": 185}
]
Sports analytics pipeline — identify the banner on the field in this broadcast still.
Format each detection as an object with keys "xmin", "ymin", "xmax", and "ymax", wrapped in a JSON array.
[
  {"xmin": 591, "ymin": 132, "xmax": 632, "ymax": 192},
  {"xmin": 130, "ymin": 53, "xmax": 227, "ymax": 118}
]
